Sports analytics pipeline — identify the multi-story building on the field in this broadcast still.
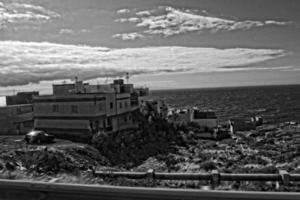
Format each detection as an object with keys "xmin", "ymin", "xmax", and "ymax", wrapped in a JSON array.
[{"xmin": 33, "ymin": 79, "xmax": 143, "ymax": 139}]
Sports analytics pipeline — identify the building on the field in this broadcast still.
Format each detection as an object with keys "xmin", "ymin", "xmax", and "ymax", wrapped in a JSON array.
[
  {"xmin": 0, "ymin": 104, "xmax": 34, "ymax": 135},
  {"xmin": 229, "ymin": 118, "xmax": 256, "ymax": 134},
  {"xmin": 33, "ymin": 79, "xmax": 143, "ymax": 140},
  {"xmin": 168, "ymin": 108, "xmax": 191, "ymax": 126},
  {"xmin": 168, "ymin": 108, "xmax": 218, "ymax": 129},
  {"xmin": 139, "ymin": 98, "xmax": 168, "ymax": 119},
  {"xmin": 6, "ymin": 91, "xmax": 39, "ymax": 106},
  {"xmin": 134, "ymin": 87, "xmax": 149, "ymax": 97},
  {"xmin": 191, "ymin": 110, "xmax": 218, "ymax": 129}
]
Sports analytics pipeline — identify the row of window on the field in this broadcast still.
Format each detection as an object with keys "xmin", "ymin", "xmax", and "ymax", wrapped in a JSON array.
[
  {"xmin": 52, "ymin": 100, "xmax": 130, "ymax": 113},
  {"xmin": 119, "ymin": 101, "xmax": 129, "ymax": 109},
  {"xmin": 52, "ymin": 105, "xmax": 79, "ymax": 113},
  {"xmin": 110, "ymin": 101, "xmax": 130, "ymax": 110}
]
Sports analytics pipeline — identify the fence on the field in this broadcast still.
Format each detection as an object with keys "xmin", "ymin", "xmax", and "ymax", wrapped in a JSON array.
[{"xmin": 95, "ymin": 170, "xmax": 300, "ymax": 187}]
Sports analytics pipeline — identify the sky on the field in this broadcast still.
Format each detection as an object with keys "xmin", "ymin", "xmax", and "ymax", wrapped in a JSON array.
[{"xmin": 0, "ymin": 0, "xmax": 300, "ymax": 99}]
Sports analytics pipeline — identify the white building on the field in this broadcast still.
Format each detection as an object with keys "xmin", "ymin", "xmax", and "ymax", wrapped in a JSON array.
[
  {"xmin": 169, "ymin": 108, "xmax": 218, "ymax": 129},
  {"xmin": 33, "ymin": 79, "xmax": 143, "ymax": 141},
  {"xmin": 190, "ymin": 110, "xmax": 218, "ymax": 129}
]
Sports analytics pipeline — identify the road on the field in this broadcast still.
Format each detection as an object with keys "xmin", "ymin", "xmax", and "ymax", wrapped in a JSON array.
[{"xmin": 0, "ymin": 179, "xmax": 300, "ymax": 200}]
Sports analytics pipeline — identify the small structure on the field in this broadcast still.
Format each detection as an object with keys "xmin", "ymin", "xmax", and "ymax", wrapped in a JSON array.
[
  {"xmin": 139, "ymin": 98, "xmax": 168, "ymax": 119},
  {"xmin": 251, "ymin": 116, "xmax": 263, "ymax": 126},
  {"xmin": 168, "ymin": 108, "xmax": 218, "ymax": 129},
  {"xmin": 167, "ymin": 108, "xmax": 191, "ymax": 126},
  {"xmin": 191, "ymin": 110, "xmax": 218, "ymax": 129},
  {"xmin": 134, "ymin": 87, "xmax": 149, "ymax": 97},
  {"xmin": 0, "ymin": 104, "xmax": 34, "ymax": 135},
  {"xmin": 229, "ymin": 118, "xmax": 256, "ymax": 134}
]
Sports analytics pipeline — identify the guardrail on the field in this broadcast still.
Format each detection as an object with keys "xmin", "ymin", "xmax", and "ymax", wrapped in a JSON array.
[
  {"xmin": 95, "ymin": 170, "xmax": 300, "ymax": 187},
  {"xmin": 0, "ymin": 179, "xmax": 300, "ymax": 200}
]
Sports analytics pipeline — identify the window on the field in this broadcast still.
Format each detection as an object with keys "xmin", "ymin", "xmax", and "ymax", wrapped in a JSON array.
[
  {"xmin": 124, "ymin": 101, "xmax": 128, "ymax": 108},
  {"xmin": 110, "ymin": 102, "xmax": 114, "ymax": 109},
  {"xmin": 107, "ymin": 117, "xmax": 112, "ymax": 126},
  {"xmin": 71, "ymin": 105, "xmax": 78, "ymax": 113},
  {"xmin": 52, "ymin": 105, "xmax": 59, "ymax": 112},
  {"xmin": 124, "ymin": 116, "xmax": 127, "ymax": 122},
  {"xmin": 23, "ymin": 121, "xmax": 33, "ymax": 128},
  {"xmin": 119, "ymin": 102, "xmax": 123, "ymax": 109},
  {"xmin": 99, "ymin": 103, "xmax": 102, "ymax": 111}
]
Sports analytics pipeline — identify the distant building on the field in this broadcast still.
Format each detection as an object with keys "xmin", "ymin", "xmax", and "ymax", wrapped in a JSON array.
[
  {"xmin": 168, "ymin": 108, "xmax": 191, "ymax": 126},
  {"xmin": 134, "ymin": 87, "xmax": 149, "ymax": 97},
  {"xmin": 191, "ymin": 110, "xmax": 218, "ymax": 129},
  {"xmin": 168, "ymin": 108, "xmax": 218, "ymax": 129},
  {"xmin": 251, "ymin": 116, "xmax": 263, "ymax": 126},
  {"xmin": 0, "ymin": 104, "xmax": 34, "ymax": 135},
  {"xmin": 33, "ymin": 79, "xmax": 145, "ymax": 140},
  {"xmin": 139, "ymin": 98, "xmax": 168, "ymax": 119},
  {"xmin": 229, "ymin": 119, "xmax": 256, "ymax": 134},
  {"xmin": 6, "ymin": 91, "xmax": 39, "ymax": 106}
]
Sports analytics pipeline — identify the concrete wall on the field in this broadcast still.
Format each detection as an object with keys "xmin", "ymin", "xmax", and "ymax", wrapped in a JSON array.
[
  {"xmin": 0, "ymin": 104, "xmax": 33, "ymax": 135},
  {"xmin": 191, "ymin": 118, "xmax": 218, "ymax": 128},
  {"xmin": 6, "ymin": 92, "xmax": 39, "ymax": 106}
]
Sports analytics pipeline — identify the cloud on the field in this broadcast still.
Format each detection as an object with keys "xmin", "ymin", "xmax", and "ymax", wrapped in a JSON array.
[
  {"xmin": 114, "ymin": 17, "xmax": 140, "ymax": 23},
  {"xmin": 136, "ymin": 10, "xmax": 152, "ymax": 17},
  {"xmin": 114, "ymin": 6, "xmax": 290, "ymax": 37},
  {"xmin": 59, "ymin": 28, "xmax": 74, "ymax": 35},
  {"xmin": 112, "ymin": 32, "xmax": 145, "ymax": 40},
  {"xmin": 264, "ymin": 20, "xmax": 290, "ymax": 26},
  {"xmin": 80, "ymin": 29, "xmax": 91, "ymax": 33},
  {"xmin": 0, "ymin": 2, "xmax": 60, "ymax": 28},
  {"xmin": 116, "ymin": 8, "xmax": 130, "ymax": 14},
  {"xmin": 0, "ymin": 40, "xmax": 287, "ymax": 86}
]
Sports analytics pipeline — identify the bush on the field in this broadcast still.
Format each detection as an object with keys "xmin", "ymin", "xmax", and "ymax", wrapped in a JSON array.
[{"xmin": 200, "ymin": 161, "xmax": 217, "ymax": 171}]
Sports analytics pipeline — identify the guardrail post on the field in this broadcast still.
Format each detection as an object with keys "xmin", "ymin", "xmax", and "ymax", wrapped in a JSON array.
[
  {"xmin": 147, "ymin": 169, "xmax": 156, "ymax": 187},
  {"xmin": 279, "ymin": 170, "xmax": 290, "ymax": 186},
  {"xmin": 211, "ymin": 170, "xmax": 220, "ymax": 189}
]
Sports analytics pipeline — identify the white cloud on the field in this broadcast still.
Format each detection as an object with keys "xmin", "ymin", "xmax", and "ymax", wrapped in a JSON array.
[
  {"xmin": 114, "ymin": 17, "xmax": 140, "ymax": 23},
  {"xmin": 264, "ymin": 20, "xmax": 290, "ymax": 26},
  {"xmin": 114, "ymin": 6, "xmax": 290, "ymax": 37},
  {"xmin": 0, "ymin": 41, "xmax": 287, "ymax": 86},
  {"xmin": 59, "ymin": 28, "xmax": 74, "ymax": 35},
  {"xmin": 80, "ymin": 29, "xmax": 91, "ymax": 33},
  {"xmin": 136, "ymin": 10, "xmax": 151, "ymax": 17},
  {"xmin": 112, "ymin": 32, "xmax": 145, "ymax": 40},
  {"xmin": 116, "ymin": 8, "xmax": 130, "ymax": 14},
  {"xmin": 0, "ymin": 2, "xmax": 60, "ymax": 28}
]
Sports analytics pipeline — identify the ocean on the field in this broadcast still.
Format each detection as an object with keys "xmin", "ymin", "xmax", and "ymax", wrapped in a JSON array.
[{"xmin": 151, "ymin": 84, "xmax": 300, "ymax": 124}]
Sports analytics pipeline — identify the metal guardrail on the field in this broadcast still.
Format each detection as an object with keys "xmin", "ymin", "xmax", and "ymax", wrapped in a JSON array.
[
  {"xmin": 0, "ymin": 179, "xmax": 300, "ymax": 200},
  {"xmin": 95, "ymin": 170, "xmax": 300, "ymax": 186}
]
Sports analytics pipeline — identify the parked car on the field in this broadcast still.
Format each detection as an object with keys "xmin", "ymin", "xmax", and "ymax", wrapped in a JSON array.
[{"xmin": 24, "ymin": 130, "xmax": 55, "ymax": 144}]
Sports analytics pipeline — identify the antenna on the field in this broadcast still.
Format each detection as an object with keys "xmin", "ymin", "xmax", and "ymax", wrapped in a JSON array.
[{"xmin": 126, "ymin": 72, "xmax": 129, "ymax": 83}]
